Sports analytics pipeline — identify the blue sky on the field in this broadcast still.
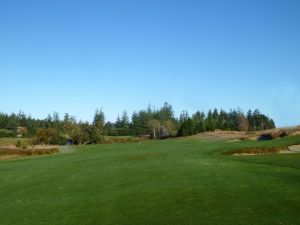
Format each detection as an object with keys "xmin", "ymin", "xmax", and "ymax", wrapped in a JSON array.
[{"xmin": 0, "ymin": 0, "xmax": 299, "ymax": 127}]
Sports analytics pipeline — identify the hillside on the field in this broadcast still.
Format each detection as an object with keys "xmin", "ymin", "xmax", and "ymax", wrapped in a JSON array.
[{"xmin": 193, "ymin": 126, "xmax": 300, "ymax": 141}]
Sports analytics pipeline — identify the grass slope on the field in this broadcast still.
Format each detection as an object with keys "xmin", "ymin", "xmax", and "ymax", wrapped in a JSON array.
[{"xmin": 1, "ymin": 137, "xmax": 300, "ymax": 225}]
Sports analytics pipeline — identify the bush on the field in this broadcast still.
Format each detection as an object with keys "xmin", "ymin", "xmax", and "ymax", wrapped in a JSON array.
[
  {"xmin": 49, "ymin": 134, "xmax": 67, "ymax": 145},
  {"xmin": 15, "ymin": 140, "xmax": 22, "ymax": 148},
  {"xmin": 27, "ymin": 137, "xmax": 39, "ymax": 147},
  {"xmin": 21, "ymin": 142, "xmax": 28, "ymax": 149},
  {"xmin": 0, "ymin": 129, "xmax": 16, "ymax": 138}
]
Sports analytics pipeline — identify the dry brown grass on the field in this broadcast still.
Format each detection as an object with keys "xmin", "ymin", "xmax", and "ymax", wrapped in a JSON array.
[
  {"xmin": 193, "ymin": 130, "xmax": 247, "ymax": 140},
  {"xmin": 0, "ymin": 147, "xmax": 59, "ymax": 159},
  {"xmin": 224, "ymin": 146, "xmax": 289, "ymax": 155},
  {"xmin": 193, "ymin": 126, "xmax": 300, "ymax": 141}
]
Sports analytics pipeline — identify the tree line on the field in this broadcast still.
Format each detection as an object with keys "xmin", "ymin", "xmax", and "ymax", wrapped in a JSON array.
[{"xmin": 0, "ymin": 103, "xmax": 275, "ymax": 144}]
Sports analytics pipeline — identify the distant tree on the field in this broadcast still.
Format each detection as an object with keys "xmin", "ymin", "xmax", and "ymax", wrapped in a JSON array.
[
  {"xmin": 115, "ymin": 114, "xmax": 122, "ymax": 130},
  {"xmin": 148, "ymin": 119, "xmax": 161, "ymax": 139},
  {"xmin": 237, "ymin": 112, "xmax": 248, "ymax": 131},
  {"xmin": 157, "ymin": 102, "xmax": 175, "ymax": 122},
  {"xmin": 247, "ymin": 110, "xmax": 254, "ymax": 131},
  {"xmin": 212, "ymin": 109, "xmax": 219, "ymax": 129},
  {"xmin": 93, "ymin": 109, "xmax": 105, "ymax": 133},
  {"xmin": 206, "ymin": 110, "xmax": 215, "ymax": 131},
  {"xmin": 113, "ymin": 111, "xmax": 130, "ymax": 136},
  {"xmin": 130, "ymin": 112, "xmax": 140, "ymax": 136},
  {"xmin": 36, "ymin": 128, "xmax": 55, "ymax": 145},
  {"xmin": 179, "ymin": 110, "xmax": 189, "ymax": 123},
  {"xmin": 78, "ymin": 121, "xmax": 91, "ymax": 144},
  {"xmin": 70, "ymin": 126, "xmax": 82, "ymax": 145},
  {"xmin": 63, "ymin": 113, "xmax": 76, "ymax": 136},
  {"xmin": 269, "ymin": 119, "xmax": 276, "ymax": 129},
  {"xmin": 134, "ymin": 110, "xmax": 150, "ymax": 135},
  {"xmin": 89, "ymin": 126, "xmax": 103, "ymax": 144},
  {"xmin": 178, "ymin": 118, "xmax": 195, "ymax": 136},
  {"xmin": 178, "ymin": 111, "xmax": 195, "ymax": 136},
  {"xmin": 219, "ymin": 109, "xmax": 229, "ymax": 130},
  {"xmin": 253, "ymin": 109, "xmax": 261, "ymax": 130},
  {"xmin": 104, "ymin": 121, "xmax": 117, "ymax": 136},
  {"xmin": 121, "ymin": 111, "xmax": 130, "ymax": 129},
  {"xmin": 192, "ymin": 111, "xmax": 206, "ymax": 133},
  {"xmin": 160, "ymin": 120, "xmax": 177, "ymax": 138}
]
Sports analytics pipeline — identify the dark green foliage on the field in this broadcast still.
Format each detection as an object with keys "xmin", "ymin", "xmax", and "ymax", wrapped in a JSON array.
[
  {"xmin": 49, "ymin": 133, "xmax": 67, "ymax": 145},
  {"xmin": 247, "ymin": 109, "xmax": 275, "ymax": 131},
  {"xmin": 93, "ymin": 109, "xmax": 105, "ymax": 132},
  {"xmin": 89, "ymin": 126, "xmax": 103, "ymax": 144},
  {"xmin": 0, "ymin": 104, "xmax": 276, "ymax": 141},
  {"xmin": 192, "ymin": 111, "xmax": 206, "ymax": 133},
  {"xmin": 178, "ymin": 118, "xmax": 195, "ymax": 136},
  {"xmin": 0, "ymin": 129, "xmax": 16, "ymax": 138},
  {"xmin": 206, "ymin": 109, "xmax": 216, "ymax": 131},
  {"xmin": 36, "ymin": 128, "xmax": 67, "ymax": 145},
  {"xmin": 115, "ymin": 111, "xmax": 130, "ymax": 136},
  {"xmin": 15, "ymin": 140, "xmax": 22, "ymax": 148},
  {"xmin": 104, "ymin": 122, "xmax": 118, "ymax": 136}
]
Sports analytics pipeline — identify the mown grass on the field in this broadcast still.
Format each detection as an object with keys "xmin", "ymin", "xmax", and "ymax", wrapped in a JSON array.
[{"xmin": 1, "ymin": 136, "xmax": 300, "ymax": 225}]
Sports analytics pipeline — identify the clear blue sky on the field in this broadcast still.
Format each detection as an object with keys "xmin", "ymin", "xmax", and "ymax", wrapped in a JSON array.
[{"xmin": 0, "ymin": 0, "xmax": 299, "ymax": 127}]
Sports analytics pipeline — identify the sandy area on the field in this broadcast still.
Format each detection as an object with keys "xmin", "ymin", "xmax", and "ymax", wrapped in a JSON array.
[{"xmin": 233, "ymin": 145, "xmax": 300, "ymax": 156}]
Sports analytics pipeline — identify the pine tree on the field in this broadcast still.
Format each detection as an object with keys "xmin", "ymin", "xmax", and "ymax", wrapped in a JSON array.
[{"xmin": 93, "ymin": 109, "xmax": 105, "ymax": 132}]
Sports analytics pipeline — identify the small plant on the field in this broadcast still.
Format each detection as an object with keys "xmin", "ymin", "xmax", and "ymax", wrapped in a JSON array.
[
  {"xmin": 15, "ymin": 140, "xmax": 22, "ymax": 148},
  {"xmin": 21, "ymin": 142, "xmax": 28, "ymax": 149}
]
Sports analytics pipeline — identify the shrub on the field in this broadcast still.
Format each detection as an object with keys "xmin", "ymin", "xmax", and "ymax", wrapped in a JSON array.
[
  {"xmin": 21, "ymin": 142, "xmax": 28, "ymax": 149},
  {"xmin": 15, "ymin": 140, "xmax": 22, "ymax": 148},
  {"xmin": 27, "ymin": 137, "xmax": 39, "ymax": 148},
  {"xmin": 49, "ymin": 134, "xmax": 67, "ymax": 145},
  {"xmin": 0, "ymin": 129, "xmax": 16, "ymax": 138}
]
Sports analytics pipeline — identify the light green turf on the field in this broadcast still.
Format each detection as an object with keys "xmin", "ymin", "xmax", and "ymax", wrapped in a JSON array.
[{"xmin": 1, "ymin": 137, "xmax": 300, "ymax": 225}]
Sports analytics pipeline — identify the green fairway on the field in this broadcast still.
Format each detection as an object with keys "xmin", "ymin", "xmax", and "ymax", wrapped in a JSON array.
[{"xmin": 1, "ymin": 137, "xmax": 300, "ymax": 225}]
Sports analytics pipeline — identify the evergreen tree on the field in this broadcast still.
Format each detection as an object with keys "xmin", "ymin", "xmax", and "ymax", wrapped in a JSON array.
[
  {"xmin": 120, "ymin": 111, "xmax": 130, "ymax": 135},
  {"xmin": 206, "ymin": 110, "xmax": 216, "ymax": 131},
  {"xmin": 93, "ymin": 108, "xmax": 105, "ymax": 133},
  {"xmin": 192, "ymin": 111, "xmax": 206, "ymax": 133},
  {"xmin": 219, "ymin": 109, "xmax": 229, "ymax": 130}
]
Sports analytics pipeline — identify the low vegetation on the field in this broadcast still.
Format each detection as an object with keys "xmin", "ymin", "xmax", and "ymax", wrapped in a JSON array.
[
  {"xmin": 0, "ymin": 147, "xmax": 59, "ymax": 157},
  {"xmin": 224, "ymin": 146, "xmax": 289, "ymax": 155}
]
